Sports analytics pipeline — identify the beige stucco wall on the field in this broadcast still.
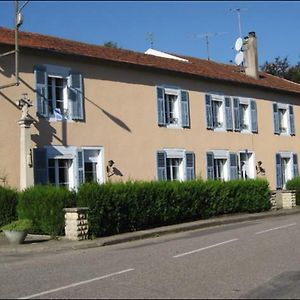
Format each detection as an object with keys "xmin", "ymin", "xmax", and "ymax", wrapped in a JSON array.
[{"xmin": 0, "ymin": 46, "xmax": 299, "ymax": 189}]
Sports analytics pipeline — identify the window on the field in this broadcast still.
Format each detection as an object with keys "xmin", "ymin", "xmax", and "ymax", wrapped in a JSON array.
[
  {"xmin": 156, "ymin": 86, "xmax": 190, "ymax": 128},
  {"xmin": 33, "ymin": 146, "xmax": 104, "ymax": 190},
  {"xmin": 34, "ymin": 64, "xmax": 84, "ymax": 121},
  {"xmin": 276, "ymin": 152, "xmax": 298, "ymax": 189},
  {"xmin": 206, "ymin": 94, "xmax": 226, "ymax": 130},
  {"xmin": 238, "ymin": 151, "xmax": 255, "ymax": 179},
  {"xmin": 212, "ymin": 99, "xmax": 224, "ymax": 128},
  {"xmin": 239, "ymin": 103, "xmax": 249, "ymax": 130},
  {"xmin": 206, "ymin": 151, "xmax": 238, "ymax": 181},
  {"xmin": 273, "ymin": 103, "xmax": 295, "ymax": 135},
  {"xmin": 156, "ymin": 149, "xmax": 195, "ymax": 181}
]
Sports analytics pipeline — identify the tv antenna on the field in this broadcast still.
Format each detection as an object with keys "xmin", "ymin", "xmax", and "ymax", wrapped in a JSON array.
[
  {"xmin": 191, "ymin": 32, "xmax": 228, "ymax": 60},
  {"xmin": 146, "ymin": 32, "xmax": 154, "ymax": 49},
  {"xmin": 229, "ymin": 8, "xmax": 248, "ymax": 37}
]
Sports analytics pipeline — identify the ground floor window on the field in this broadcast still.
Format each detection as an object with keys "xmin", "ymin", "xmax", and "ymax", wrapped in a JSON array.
[
  {"xmin": 48, "ymin": 158, "xmax": 71, "ymax": 188},
  {"xmin": 166, "ymin": 157, "xmax": 183, "ymax": 181},
  {"xmin": 239, "ymin": 151, "xmax": 255, "ymax": 180},
  {"xmin": 213, "ymin": 158, "xmax": 226, "ymax": 180},
  {"xmin": 276, "ymin": 152, "xmax": 298, "ymax": 189}
]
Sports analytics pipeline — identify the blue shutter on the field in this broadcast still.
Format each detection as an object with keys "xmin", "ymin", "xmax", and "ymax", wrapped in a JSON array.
[
  {"xmin": 293, "ymin": 153, "xmax": 299, "ymax": 177},
  {"xmin": 229, "ymin": 152, "xmax": 238, "ymax": 180},
  {"xmin": 206, "ymin": 152, "xmax": 214, "ymax": 180},
  {"xmin": 289, "ymin": 105, "xmax": 295, "ymax": 136},
  {"xmin": 34, "ymin": 65, "xmax": 48, "ymax": 117},
  {"xmin": 273, "ymin": 103, "xmax": 280, "ymax": 134},
  {"xmin": 250, "ymin": 100, "xmax": 258, "ymax": 133},
  {"xmin": 233, "ymin": 98, "xmax": 240, "ymax": 131},
  {"xmin": 33, "ymin": 148, "xmax": 48, "ymax": 185},
  {"xmin": 68, "ymin": 72, "xmax": 84, "ymax": 120},
  {"xmin": 181, "ymin": 90, "xmax": 190, "ymax": 128},
  {"xmin": 225, "ymin": 97, "xmax": 233, "ymax": 131},
  {"xmin": 77, "ymin": 149, "xmax": 84, "ymax": 187},
  {"xmin": 156, "ymin": 86, "xmax": 166, "ymax": 126},
  {"xmin": 156, "ymin": 151, "xmax": 166, "ymax": 181},
  {"xmin": 276, "ymin": 153, "xmax": 283, "ymax": 189},
  {"xmin": 185, "ymin": 151, "xmax": 195, "ymax": 180},
  {"xmin": 205, "ymin": 94, "xmax": 213, "ymax": 129}
]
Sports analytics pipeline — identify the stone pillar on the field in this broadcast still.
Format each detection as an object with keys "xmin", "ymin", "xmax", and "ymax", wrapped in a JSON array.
[
  {"xmin": 270, "ymin": 190, "xmax": 296, "ymax": 209},
  {"xmin": 18, "ymin": 116, "xmax": 34, "ymax": 190},
  {"xmin": 63, "ymin": 207, "xmax": 89, "ymax": 241}
]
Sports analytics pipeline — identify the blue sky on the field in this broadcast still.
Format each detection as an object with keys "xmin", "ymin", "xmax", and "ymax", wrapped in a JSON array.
[{"xmin": 1, "ymin": 1, "xmax": 300, "ymax": 67}]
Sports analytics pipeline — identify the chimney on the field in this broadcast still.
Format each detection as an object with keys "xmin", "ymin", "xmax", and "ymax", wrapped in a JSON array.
[{"xmin": 244, "ymin": 32, "xmax": 259, "ymax": 79}]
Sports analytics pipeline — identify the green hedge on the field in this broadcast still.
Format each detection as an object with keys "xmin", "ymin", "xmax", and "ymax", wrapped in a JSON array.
[
  {"xmin": 17, "ymin": 185, "xmax": 76, "ymax": 237},
  {"xmin": 286, "ymin": 177, "xmax": 300, "ymax": 205},
  {"xmin": 0, "ymin": 186, "xmax": 18, "ymax": 228},
  {"xmin": 77, "ymin": 179, "xmax": 271, "ymax": 237}
]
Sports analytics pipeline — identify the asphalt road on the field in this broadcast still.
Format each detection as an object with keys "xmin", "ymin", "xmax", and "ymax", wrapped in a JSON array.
[{"xmin": 1, "ymin": 214, "xmax": 300, "ymax": 299}]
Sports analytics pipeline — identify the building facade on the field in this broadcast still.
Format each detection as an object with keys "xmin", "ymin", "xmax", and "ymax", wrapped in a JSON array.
[{"xmin": 0, "ymin": 27, "xmax": 299, "ymax": 190}]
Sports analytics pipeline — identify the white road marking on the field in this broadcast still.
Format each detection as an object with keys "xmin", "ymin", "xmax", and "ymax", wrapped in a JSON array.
[
  {"xmin": 173, "ymin": 238, "xmax": 239, "ymax": 258},
  {"xmin": 255, "ymin": 223, "xmax": 296, "ymax": 235},
  {"xmin": 19, "ymin": 268, "xmax": 135, "ymax": 299}
]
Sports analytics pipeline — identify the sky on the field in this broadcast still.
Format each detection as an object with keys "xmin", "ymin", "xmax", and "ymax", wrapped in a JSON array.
[{"xmin": 0, "ymin": 1, "xmax": 300, "ymax": 68}]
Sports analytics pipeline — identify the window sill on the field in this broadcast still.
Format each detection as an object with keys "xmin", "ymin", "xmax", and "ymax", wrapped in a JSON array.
[{"xmin": 166, "ymin": 124, "xmax": 183, "ymax": 129}]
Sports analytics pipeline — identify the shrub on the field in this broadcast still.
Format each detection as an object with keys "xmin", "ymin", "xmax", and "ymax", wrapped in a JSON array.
[
  {"xmin": 1, "ymin": 219, "xmax": 33, "ymax": 232},
  {"xmin": 286, "ymin": 177, "xmax": 300, "ymax": 205},
  {"xmin": 0, "ymin": 186, "xmax": 18, "ymax": 228},
  {"xmin": 77, "ymin": 179, "xmax": 271, "ymax": 238},
  {"xmin": 17, "ymin": 185, "xmax": 76, "ymax": 237}
]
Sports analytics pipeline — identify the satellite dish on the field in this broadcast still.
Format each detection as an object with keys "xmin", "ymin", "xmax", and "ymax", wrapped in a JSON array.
[
  {"xmin": 235, "ymin": 37, "xmax": 243, "ymax": 51},
  {"xmin": 234, "ymin": 51, "xmax": 244, "ymax": 66}
]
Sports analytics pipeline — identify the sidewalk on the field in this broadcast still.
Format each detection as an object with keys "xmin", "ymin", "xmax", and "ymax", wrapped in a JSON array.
[{"xmin": 1, "ymin": 207, "xmax": 300, "ymax": 255}]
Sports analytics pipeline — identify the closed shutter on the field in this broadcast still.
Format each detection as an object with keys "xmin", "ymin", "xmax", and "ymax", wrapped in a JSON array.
[
  {"xmin": 156, "ymin": 86, "xmax": 166, "ymax": 126},
  {"xmin": 156, "ymin": 151, "xmax": 167, "ymax": 181},
  {"xmin": 181, "ymin": 90, "xmax": 190, "ymax": 128},
  {"xmin": 68, "ymin": 72, "xmax": 84, "ymax": 120},
  {"xmin": 276, "ymin": 153, "xmax": 283, "ymax": 189},
  {"xmin": 293, "ymin": 153, "xmax": 299, "ymax": 177},
  {"xmin": 273, "ymin": 103, "xmax": 280, "ymax": 134},
  {"xmin": 225, "ymin": 97, "xmax": 233, "ymax": 131},
  {"xmin": 185, "ymin": 151, "xmax": 195, "ymax": 180},
  {"xmin": 34, "ymin": 65, "xmax": 48, "ymax": 117},
  {"xmin": 33, "ymin": 148, "xmax": 48, "ymax": 185},
  {"xmin": 206, "ymin": 152, "xmax": 214, "ymax": 179},
  {"xmin": 205, "ymin": 94, "xmax": 213, "ymax": 129},
  {"xmin": 229, "ymin": 152, "xmax": 238, "ymax": 180},
  {"xmin": 289, "ymin": 105, "xmax": 295, "ymax": 136},
  {"xmin": 233, "ymin": 98, "xmax": 241, "ymax": 131},
  {"xmin": 76, "ymin": 149, "xmax": 85, "ymax": 188},
  {"xmin": 250, "ymin": 100, "xmax": 258, "ymax": 133}
]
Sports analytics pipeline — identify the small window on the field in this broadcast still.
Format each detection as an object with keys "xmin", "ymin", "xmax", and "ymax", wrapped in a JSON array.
[
  {"xmin": 239, "ymin": 103, "xmax": 249, "ymax": 130},
  {"xmin": 166, "ymin": 157, "xmax": 183, "ymax": 181},
  {"xmin": 47, "ymin": 76, "xmax": 67, "ymax": 117},
  {"xmin": 278, "ymin": 108, "xmax": 288, "ymax": 134},
  {"xmin": 165, "ymin": 93, "xmax": 180, "ymax": 125},
  {"xmin": 213, "ymin": 158, "xmax": 226, "ymax": 180},
  {"xmin": 212, "ymin": 99, "xmax": 224, "ymax": 129},
  {"xmin": 48, "ymin": 158, "xmax": 71, "ymax": 188}
]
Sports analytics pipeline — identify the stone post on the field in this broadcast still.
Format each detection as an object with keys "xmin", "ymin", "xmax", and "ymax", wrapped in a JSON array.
[
  {"xmin": 18, "ymin": 116, "xmax": 34, "ymax": 190},
  {"xmin": 63, "ymin": 207, "xmax": 89, "ymax": 241}
]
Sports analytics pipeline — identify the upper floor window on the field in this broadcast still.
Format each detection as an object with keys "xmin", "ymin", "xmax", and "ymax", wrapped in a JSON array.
[
  {"xmin": 273, "ymin": 103, "xmax": 295, "ymax": 136},
  {"xmin": 156, "ymin": 86, "xmax": 190, "ymax": 128},
  {"xmin": 34, "ymin": 64, "xmax": 84, "ymax": 121},
  {"xmin": 205, "ymin": 94, "xmax": 257, "ymax": 133},
  {"xmin": 156, "ymin": 149, "xmax": 195, "ymax": 181}
]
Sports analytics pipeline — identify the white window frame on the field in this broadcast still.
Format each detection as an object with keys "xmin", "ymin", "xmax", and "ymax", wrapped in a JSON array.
[
  {"xmin": 238, "ymin": 98, "xmax": 251, "ymax": 133},
  {"xmin": 164, "ymin": 88, "xmax": 181, "ymax": 128},
  {"xmin": 211, "ymin": 150, "xmax": 229, "ymax": 180},
  {"xmin": 164, "ymin": 148, "xmax": 186, "ymax": 181},
  {"xmin": 238, "ymin": 150, "xmax": 255, "ymax": 179},
  {"xmin": 211, "ymin": 94, "xmax": 226, "ymax": 131},
  {"xmin": 279, "ymin": 151, "xmax": 293, "ymax": 188},
  {"xmin": 277, "ymin": 103, "xmax": 290, "ymax": 135}
]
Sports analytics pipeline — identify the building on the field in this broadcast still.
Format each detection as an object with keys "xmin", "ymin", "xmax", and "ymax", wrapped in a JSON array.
[{"xmin": 0, "ymin": 27, "xmax": 299, "ymax": 190}]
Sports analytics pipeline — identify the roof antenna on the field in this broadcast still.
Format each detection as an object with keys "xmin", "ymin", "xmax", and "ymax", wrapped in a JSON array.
[
  {"xmin": 229, "ymin": 8, "xmax": 248, "ymax": 38},
  {"xmin": 146, "ymin": 32, "xmax": 154, "ymax": 49},
  {"xmin": 190, "ymin": 32, "xmax": 228, "ymax": 60}
]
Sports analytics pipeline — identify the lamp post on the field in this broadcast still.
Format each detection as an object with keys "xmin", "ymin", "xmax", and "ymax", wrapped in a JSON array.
[{"xmin": 17, "ymin": 93, "xmax": 34, "ymax": 190}]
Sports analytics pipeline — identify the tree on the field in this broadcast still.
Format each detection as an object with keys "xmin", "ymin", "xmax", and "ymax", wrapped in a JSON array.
[{"xmin": 103, "ymin": 41, "xmax": 121, "ymax": 49}]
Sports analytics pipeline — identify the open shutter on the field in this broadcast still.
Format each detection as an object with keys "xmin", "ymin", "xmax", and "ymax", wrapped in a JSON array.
[
  {"xmin": 206, "ymin": 152, "xmax": 214, "ymax": 179},
  {"xmin": 156, "ymin": 86, "xmax": 166, "ymax": 126},
  {"xmin": 181, "ymin": 90, "xmax": 190, "ymax": 128},
  {"xmin": 34, "ymin": 66, "xmax": 48, "ymax": 117},
  {"xmin": 276, "ymin": 153, "xmax": 283, "ymax": 189},
  {"xmin": 233, "ymin": 98, "xmax": 240, "ymax": 131},
  {"xmin": 273, "ymin": 103, "xmax": 280, "ymax": 134},
  {"xmin": 68, "ymin": 72, "xmax": 84, "ymax": 120},
  {"xmin": 33, "ymin": 148, "xmax": 48, "ymax": 185},
  {"xmin": 205, "ymin": 94, "xmax": 213, "ymax": 129},
  {"xmin": 293, "ymin": 153, "xmax": 299, "ymax": 177},
  {"xmin": 225, "ymin": 97, "xmax": 233, "ymax": 131},
  {"xmin": 229, "ymin": 152, "xmax": 238, "ymax": 180},
  {"xmin": 250, "ymin": 100, "xmax": 258, "ymax": 133},
  {"xmin": 289, "ymin": 105, "xmax": 295, "ymax": 136},
  {"xmin": 185, "ymin": 151, "xmax": 195, "ymax": 180},
  {"xmin": 76, "ymin": 149, "xmax": 85, "ymax": 188},
  {"xmin": 156, "ymin": 151, "xmax": 166, "ymax": 181}
]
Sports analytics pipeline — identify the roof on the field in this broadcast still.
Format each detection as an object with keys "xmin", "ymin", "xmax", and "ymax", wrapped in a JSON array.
[{"xmin": 1, "ymin": 27, "xmax": 300, "ymax": 95}]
